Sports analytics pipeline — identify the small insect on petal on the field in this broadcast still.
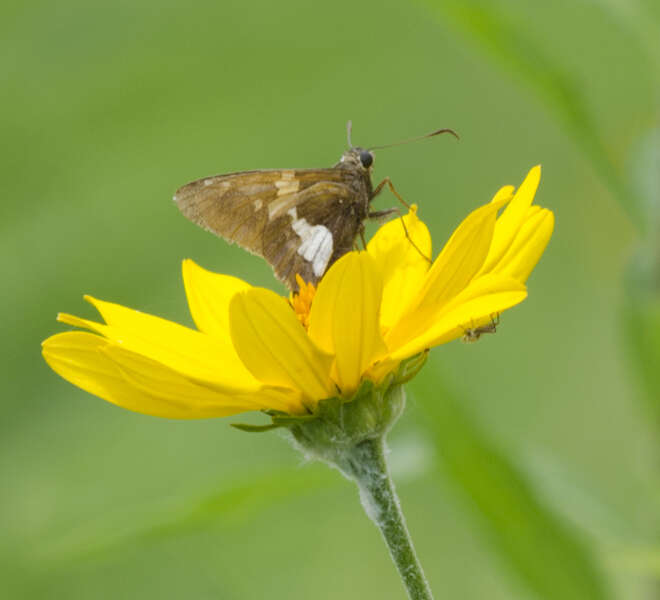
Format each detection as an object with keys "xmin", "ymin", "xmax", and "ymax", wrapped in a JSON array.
[{"xmin": 461, "ymin": 314, "xmax": 500, "ymax": 343}]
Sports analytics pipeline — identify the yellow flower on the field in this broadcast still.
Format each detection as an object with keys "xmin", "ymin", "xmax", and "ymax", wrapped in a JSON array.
[{"xmin": 42, "ymin": 166, "xmax": 553, "ymax": 419}]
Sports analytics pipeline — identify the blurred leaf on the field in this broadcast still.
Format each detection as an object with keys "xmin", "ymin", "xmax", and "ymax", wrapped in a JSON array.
[
  {"xmin": 623, "ymin": 287, "xmax": 660, "ymax": 422},
  {"xmin": 590, "ymin": 0, "xmax": 660, "ymax": 70},
  {"xmin": 628, "ymin": 126, "xmax": 660, "ymax": 248},
  {"xmin": 425, "ymin": 0, "xmax": 642, "ymax": 229},
  {"xmin": 38, "ymin": 466, "xmax": 335, "ymax": 564},
  {"xmin": 623, "ymin": 126, "xmax": 660, "ymax": 421},
  {"xmin": 415, "ymin": 374, "xmax": 611, "ymax": 600},
  {"xmin": 606, "ymin": 544, "xmax": 660, "ymax": 576}
]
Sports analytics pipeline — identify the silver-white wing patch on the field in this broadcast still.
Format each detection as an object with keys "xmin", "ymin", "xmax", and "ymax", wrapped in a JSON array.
[{"xmin": 288, "ymin": 208, "xmax": 334, "ymax": 277}]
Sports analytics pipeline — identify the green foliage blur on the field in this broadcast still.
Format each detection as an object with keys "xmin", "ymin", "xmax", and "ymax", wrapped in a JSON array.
[{"xmin": 3, "ymin": 0, "xmax": 659, "ymax": 598}]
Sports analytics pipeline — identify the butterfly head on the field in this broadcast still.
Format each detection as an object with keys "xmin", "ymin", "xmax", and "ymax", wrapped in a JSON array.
[
  {"xmin": 340, "ymin": 121, "xmax": 458, "ymax": 174},
  {"xmin": 338, "ymin": 147, "xmax": 375, "ymax": 171}
]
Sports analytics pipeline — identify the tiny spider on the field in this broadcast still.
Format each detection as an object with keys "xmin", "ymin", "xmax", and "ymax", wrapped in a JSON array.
[{"xmin": 461, "ymin": 314, "xmax": 500, "ymax": 343}]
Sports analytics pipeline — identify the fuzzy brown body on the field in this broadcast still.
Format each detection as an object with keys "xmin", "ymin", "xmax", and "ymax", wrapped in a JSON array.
[{"xmin": 174, "ymin": 149, "xmax": 375, "ymax": 291}]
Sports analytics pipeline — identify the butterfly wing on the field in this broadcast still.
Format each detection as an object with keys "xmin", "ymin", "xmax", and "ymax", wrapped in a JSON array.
[
  {"xmin": 262, "ymin": 181, "xmax": 367, "ymax": 289},
  {"xmin": 174, "ymin": 168, "xmax": 368, "ymax": 290}
]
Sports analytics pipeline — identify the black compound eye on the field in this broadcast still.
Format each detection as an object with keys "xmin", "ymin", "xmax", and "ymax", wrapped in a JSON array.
[{"xmin": 359, "ymin": 150, "xmax": 373, "ymax": 168}]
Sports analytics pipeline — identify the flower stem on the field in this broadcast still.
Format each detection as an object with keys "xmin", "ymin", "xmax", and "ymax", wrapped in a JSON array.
[{"xmin": 343, "ymin": 436, "xmax": 434, "ymax": 600}]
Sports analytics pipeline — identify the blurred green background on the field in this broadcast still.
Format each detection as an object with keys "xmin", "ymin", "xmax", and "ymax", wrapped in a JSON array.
[{"xmin": 3, "ymin": 0, "xmax": 660, "ymax": 598}]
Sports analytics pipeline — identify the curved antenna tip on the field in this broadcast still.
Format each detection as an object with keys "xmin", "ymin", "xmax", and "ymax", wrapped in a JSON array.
[
  {"xmin": 369, "ymin": 127, "xmax": 460, "ymax": 150},
  {"xmin": 430, "ymin": 128, "xmax": 460, "ymax": 140}
]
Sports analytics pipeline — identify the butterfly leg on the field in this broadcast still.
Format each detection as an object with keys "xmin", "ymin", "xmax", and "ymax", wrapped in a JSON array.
[
  {"xmin": 359, "ymin": 224, "xmax": 367, "ymax": 250},
  {"xmin": 371, "ymin": 177, "xmax": 412, "ymax": 209},
  {"xmin": 370, "ymin": 177, "xmax": 430, "ymax": 261},
  {"xmin": 368, "ymin": 207, "xmax": 431, "ymax": 263}
]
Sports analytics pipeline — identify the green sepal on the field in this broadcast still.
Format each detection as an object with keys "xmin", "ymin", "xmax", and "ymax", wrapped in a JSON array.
[
  {"xmin": 270, "ymin": 413, "xmax": 317, "ymax": 425},
  {"xmin": 395, "ymin": 350, "xmax": 428, "ymax": 384},
  {"xmin": 231, "ymin": 352, "xmax": 428, "ymax": 438},
  {"xmin": 283, "ymin": 353, "xmax": 430, "ymax": 469},
  {"xmin": 230, "ymin": 422, "xmax": 283, "ymax": 433}
]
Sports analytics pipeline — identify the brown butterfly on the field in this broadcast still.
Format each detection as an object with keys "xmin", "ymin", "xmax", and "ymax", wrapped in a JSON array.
[{"xmin": 174, "ymin": 122, "xmax": 457, "ymax": 292}]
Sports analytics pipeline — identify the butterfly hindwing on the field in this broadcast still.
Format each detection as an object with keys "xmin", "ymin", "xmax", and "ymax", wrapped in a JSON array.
[{"xmin": 263, "ymin": 182, "xmax": 366, "ymax": 288}]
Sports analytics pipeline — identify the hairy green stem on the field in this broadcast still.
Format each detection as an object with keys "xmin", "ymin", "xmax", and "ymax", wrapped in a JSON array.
[
  {"xmin": 286, "ymin": 372, "xmax": 431, "ymax": 598},
  {"xmin": 343, "ymin": 436, "xmax": 434, "ymax": 600}
]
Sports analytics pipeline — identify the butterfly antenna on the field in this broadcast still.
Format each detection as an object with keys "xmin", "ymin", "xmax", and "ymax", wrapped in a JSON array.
[
  {"xmin": 369, "ymin": 128, "xmax": 459, "ymax": 151},
  {"xmin": 346, "ymin": 120, "xmax": 353, "ymax": 148}
]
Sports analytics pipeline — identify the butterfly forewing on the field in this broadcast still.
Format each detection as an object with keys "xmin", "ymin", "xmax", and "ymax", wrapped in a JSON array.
[{"xmin": 174, "ymin": 166, "xmax": 370, "ymax": 291}]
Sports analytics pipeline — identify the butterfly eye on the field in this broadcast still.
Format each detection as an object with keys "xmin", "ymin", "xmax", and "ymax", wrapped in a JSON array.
[{"xmin": 359, "ymin": 150, "xmax": 373, "ymax": 168}]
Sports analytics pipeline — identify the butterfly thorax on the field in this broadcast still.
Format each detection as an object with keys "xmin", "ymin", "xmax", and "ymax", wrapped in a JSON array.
[{"xmin": 336, "ymin": 145, "xmax": 374, "ymax": 205}]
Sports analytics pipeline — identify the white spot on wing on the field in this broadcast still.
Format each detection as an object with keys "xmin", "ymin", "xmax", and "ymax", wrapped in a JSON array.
[
  {"xmin": 275, "ymin": 173, "xmax": 300, "ymax": 197},
  {"xmin": 253, "ymin": 199, "xmax": 263, "ymax": 211},
  {"xmin": 288, "ymin": 208, "xmax": 333, "ymax": 277}
]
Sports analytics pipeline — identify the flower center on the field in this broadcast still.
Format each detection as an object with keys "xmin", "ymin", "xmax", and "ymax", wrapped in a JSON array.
[{"xmin": 290, "ymin": 274, "xmax": 316, "ymax": 329}]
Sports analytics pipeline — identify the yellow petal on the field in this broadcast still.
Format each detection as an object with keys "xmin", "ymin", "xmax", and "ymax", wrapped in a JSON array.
[
  {"xmin": 229, "ymin": 288, "xmax": 335, "ymax": 406},
  {"xmin": 415, "ymin": 200, "xmax": 506, "ymax": 309},
  {"xmin": 438, "ymin": 273, "xmax": 526, "ymax": 316},
  {"xmin": 491, "ymin": 208, "xmax": 554, "ymax": 282},
  {"xmin": 77, "ymin": 296, "xmax": 259, "ymax": 392},
  {"xmin": 308, "ymin": 252, "xmax": 388, "ymax": 394},
  {"xmin": 182, "ymin": 259, "xmax": 251, "ymax": 338},
  {"xmin": 389, "ymin": 276, "xmax": 527, "ymax": 360},
  {"xmin": 42, "ymin": 332, "xmax": 265, "ymax": 419},
  {"xmin": 102, "ymin": 344, "xmax": 302, "ymax": 415},
  {"xmin": 385, "ymin": 200, "xmax": 505, "ymax": 351},
  {"xmin": 367, "ymin": 205, "xmax": 432, "ymax": 330},
  {"xmin": 479, "ymin": 165, "xmax": 541, "ymax": 275},
  {"xmin": 490, "ymin": 185, "xmax": 515, "ymax": 204}
]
